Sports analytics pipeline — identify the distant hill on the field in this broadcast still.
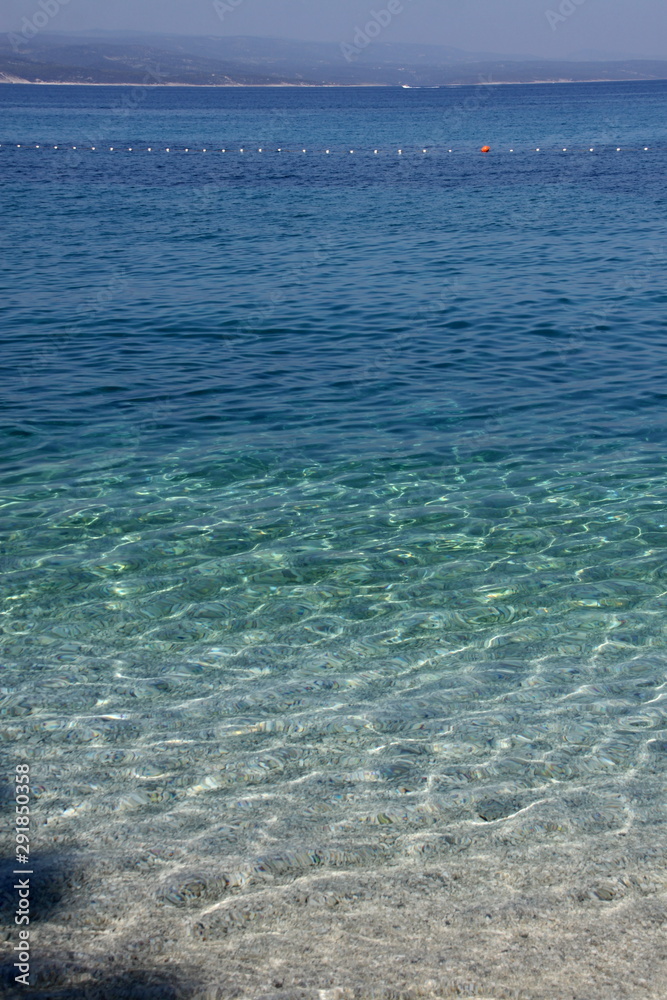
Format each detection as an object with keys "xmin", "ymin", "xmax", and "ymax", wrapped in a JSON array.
[{"xmin": 1, "ymin": 33, "xmax": 667, "ymax": 86}]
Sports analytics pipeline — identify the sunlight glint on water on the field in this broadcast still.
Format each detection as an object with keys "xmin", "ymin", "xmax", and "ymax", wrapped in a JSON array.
[{"xmin": 1, "ymin": 81, "xmax": 666, "ymax": 998}]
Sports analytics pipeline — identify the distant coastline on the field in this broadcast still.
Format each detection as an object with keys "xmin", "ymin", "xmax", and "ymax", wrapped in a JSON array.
[
  {"xmin": 2, "ymin": 33, "xmax": 666, "ymax": 90},
  {"xmin": 2, "ymin": 78, "xmax": 664, "ymax": 87}
]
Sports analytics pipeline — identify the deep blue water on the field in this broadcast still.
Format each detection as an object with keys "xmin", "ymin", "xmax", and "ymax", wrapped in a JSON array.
[{"xmin": 1, "ymin": 82, "xmax": 667, "ymax": 995}]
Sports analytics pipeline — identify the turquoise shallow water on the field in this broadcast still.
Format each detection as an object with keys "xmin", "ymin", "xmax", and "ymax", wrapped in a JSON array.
[{"xmin": 1, "ymin": 83, "xmax": 667, "ymax": 997}]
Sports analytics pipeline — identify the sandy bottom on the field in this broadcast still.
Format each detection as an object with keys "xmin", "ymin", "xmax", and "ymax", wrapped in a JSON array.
[{"xmin": 4, "ymin": 821, "xmax": 666, "ymax": 1000}]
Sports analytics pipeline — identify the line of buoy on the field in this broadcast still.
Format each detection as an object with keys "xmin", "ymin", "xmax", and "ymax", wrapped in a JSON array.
[{"xmin": 0, "ymin": 143, "xmax": 654, "ymax": 154}]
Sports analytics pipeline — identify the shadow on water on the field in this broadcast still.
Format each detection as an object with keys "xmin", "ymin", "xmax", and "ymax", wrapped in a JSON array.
[
  {"xmin": 0, "ymin": 965, "xmax": 196, "ymax": 999},
  {"xmin": 0, "ymin": 763, "xmax": 71, "ymax": 927},
  {"xmin": 0, "ymin": 851, "xmax": 74, "ymax": 925},
  {"xmin": 0, "ymin": 850, "xmax": 200, "ymax": 998},
  {"xmin": 0, "ymin": 779, "xmax": 199, "ymax": 998}
]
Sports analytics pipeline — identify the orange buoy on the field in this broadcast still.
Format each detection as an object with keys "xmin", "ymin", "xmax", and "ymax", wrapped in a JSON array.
[{"xmin": 481, "ymin": 145, "xmax": 491, "ymax": 153}]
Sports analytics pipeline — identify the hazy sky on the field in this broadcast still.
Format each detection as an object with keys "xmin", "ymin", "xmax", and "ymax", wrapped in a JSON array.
[{"xmin": 3, "ymin": 0, "xmax": 667, "ymax": 59}]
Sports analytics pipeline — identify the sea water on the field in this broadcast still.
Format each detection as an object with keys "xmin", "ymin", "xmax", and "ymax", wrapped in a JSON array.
[{"xmin": 1, "ymin": 82, "xmax": 666, "ymax": 999}]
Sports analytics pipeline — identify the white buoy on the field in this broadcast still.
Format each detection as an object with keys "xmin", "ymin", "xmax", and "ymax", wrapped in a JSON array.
[
  {"xmin": 166, "ymin": 148, "xmax": 170, "ymax": 152},
  {"xmin": 326, "ymin": 150, "xmax": 330, "ymax": 154},
  {"xmin": 617, "ymin": 147, "xmax": 621, "ymax": 151},
  {"xmin": 590, "ymin": 148, "xmax": 594, "ymax": 152},
  {"xmin": 645, "ymin": 147, "xmax": 649, "ymax": 151},
  {"xmin": 398, "ymin": 149, "xmax": 402, "ymax": 154},
  {"xmin": 374, "ymin": 150, "xmax": 378, "ymax": 154},
  {"xmin": 563, "ymin": 148, "xmax": 567, "ymax": 151}
]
